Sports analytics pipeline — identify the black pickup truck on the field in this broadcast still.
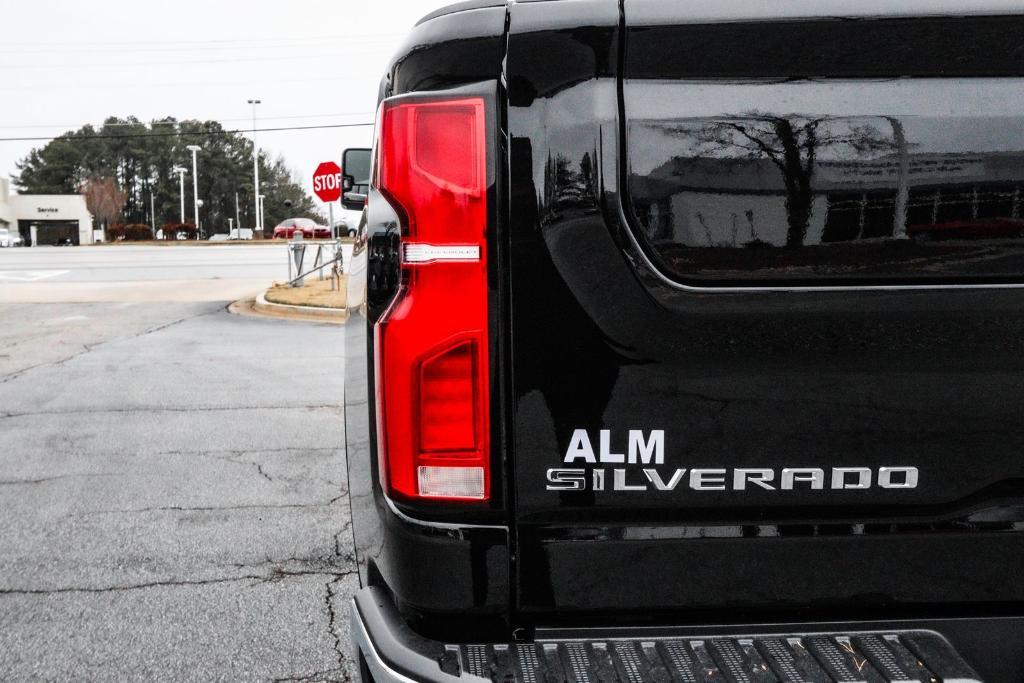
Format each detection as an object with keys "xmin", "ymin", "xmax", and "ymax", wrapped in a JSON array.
[{"xmin": 342, "ymin": 2, "xmax": 1024, "ymax": 681}]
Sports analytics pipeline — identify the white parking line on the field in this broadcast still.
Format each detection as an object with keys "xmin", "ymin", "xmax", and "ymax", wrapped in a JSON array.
[{"xmin": 0, "ymin": 270, "xmax": 70, "ymax": 282}]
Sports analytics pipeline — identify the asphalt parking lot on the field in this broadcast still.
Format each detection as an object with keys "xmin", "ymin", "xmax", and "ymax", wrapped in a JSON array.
[{"xmin": 0, "ymin": 245, "xmax": 357, "ymax": 681}]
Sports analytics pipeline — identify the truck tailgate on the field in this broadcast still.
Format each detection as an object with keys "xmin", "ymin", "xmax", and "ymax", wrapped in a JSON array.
[{"xmin": 504, "ymin": 0, "xmax": 1024, "ymax": 633}]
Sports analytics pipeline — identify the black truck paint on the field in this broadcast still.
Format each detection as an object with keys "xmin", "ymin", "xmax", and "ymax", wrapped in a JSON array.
[{"xmin": 344, "ymin": 2, "xmax": 1024, "ymax": 680}]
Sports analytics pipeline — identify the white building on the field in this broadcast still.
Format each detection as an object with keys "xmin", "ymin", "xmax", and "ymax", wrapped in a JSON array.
[
  {"xmin": 636, "ymin": 150, "xmax": 1024, "ymax": 249},
  {"xmin": 0, "ymin": 177, "xmax": 95, "ymax": 246}
]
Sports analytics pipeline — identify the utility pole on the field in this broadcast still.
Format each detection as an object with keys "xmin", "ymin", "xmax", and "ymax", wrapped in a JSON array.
[
  {"xmin": 234, "ymin": 192, "xmax": 240, "ymax": 236},
  {"xmin": 187, "ymin": 145, "xmax": 201, "ymax": 239},
  {"xmin": 248, "ymin": 99, "xmax": 262, "ymax": 236},
  {"xmin": 258, "ymin": 194, "xmax": 266, "ymax": 233},
  {"xmin": 150, "ymin": 190, "xmax": 156, "ymax": 237},
  {"xmin": 172, "ymin": 166, "xmax": 186, "ymax": 222}
]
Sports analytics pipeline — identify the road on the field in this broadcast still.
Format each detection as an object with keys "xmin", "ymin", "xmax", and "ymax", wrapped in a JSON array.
[
  {"xmin": 0, "ymin": 244, "xmax": 291, "ymax": 304},
  {"xmin": 0, "ymin": 244, "xmax": 288, "ymax": 282},
  {"xmin": 0, "ymin": 245, "xmax": 356, "ymax": 681}
]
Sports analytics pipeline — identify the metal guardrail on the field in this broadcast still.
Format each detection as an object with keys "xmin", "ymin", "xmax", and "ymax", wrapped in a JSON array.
[{"xmin": 287, "ymin": 235, "xmax": 344, "ymax": 290}]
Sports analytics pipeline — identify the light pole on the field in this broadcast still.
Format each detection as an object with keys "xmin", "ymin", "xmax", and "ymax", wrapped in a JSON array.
[
  {"xmin": 150, "ymin": 190, "xmax": 156, "ymax": 238},
  {"xmin": 172, "ymin": 166, "xmax": 186, "ymax": 223},
  {"xmin": 186, "ymin": 145, "xmax": 201, "ymax": 239},
  {"xmin": 248, "ymin": 98, "xmax": 262, "ymax": 235},
  {"xmin": 258, "ymin": 194, "xmax": 266, "ymax": 234}
]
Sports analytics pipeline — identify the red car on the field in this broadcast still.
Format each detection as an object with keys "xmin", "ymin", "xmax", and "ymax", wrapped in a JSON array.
[
  {"xmin": 908, "ymin": 217, "xmax": 1024, "ymax": 241},
  {"xmin": 272, "ymin": 218, "xmax": 331, "ymax": 239}
]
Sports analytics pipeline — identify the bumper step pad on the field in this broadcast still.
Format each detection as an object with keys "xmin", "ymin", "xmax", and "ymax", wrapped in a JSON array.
[{"xmin": 456, "ymin": 631, "xmax": 980, "ymax": 683}]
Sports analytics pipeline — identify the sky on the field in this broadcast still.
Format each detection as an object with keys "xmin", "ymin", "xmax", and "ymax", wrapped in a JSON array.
[{"xmin": 0, "ymin": 0, "xmax": 456, "ymax": 212}]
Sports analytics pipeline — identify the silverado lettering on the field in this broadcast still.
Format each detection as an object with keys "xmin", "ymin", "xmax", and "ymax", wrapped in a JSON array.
[{"xmin": 546, "ymin": 466, "xmax": 920, "ymax": 491}]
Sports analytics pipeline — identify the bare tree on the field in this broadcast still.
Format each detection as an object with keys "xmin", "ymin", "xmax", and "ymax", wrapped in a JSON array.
[
  {"xmin": 82, "ymin": 176, "xmax": 128, "ymax": 232},
  {"xmin": 683, "ymin": 115, "xmax": 896, "ymax": 248}
]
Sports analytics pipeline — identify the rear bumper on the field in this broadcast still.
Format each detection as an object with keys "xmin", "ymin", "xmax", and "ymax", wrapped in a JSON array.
[
  {"xmin": 352, "ymin": 585, "xmax": 1001, "ymax": 682},
  {"xmin": 351, "ymin": 586, "xmax": 489, "ymax": 683}
]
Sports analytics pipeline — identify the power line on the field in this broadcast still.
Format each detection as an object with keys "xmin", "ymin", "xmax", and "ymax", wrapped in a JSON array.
[
  {"xmin": 3, "ymin": 54, "xmax": 344, "ymax": 69},
  {"xmin": 0, "ymin": 122, "xmax": 375, "ymax": 143},
  {"xmin": 0, "ymin": 33, "xmax": 402, "ymax": 48},
  {"xmin": 0, "ymin": 73, "xmax": 367, "ymax": 91},
  {"xmin": 0, "ymin": 46, "xmax": 397, "ymax": 69},
  {"xmin": 0, "ymin": 111, "xmax": 375, "ymax": 130},
  {"xmin": 0, "ymin": 40, "xmax": 336, "ymax": 54}
]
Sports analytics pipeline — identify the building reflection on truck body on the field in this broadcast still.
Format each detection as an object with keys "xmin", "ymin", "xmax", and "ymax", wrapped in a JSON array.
[{"xmin": 624, "ymin": 80, "xmax": 1024, "ymax": 284}]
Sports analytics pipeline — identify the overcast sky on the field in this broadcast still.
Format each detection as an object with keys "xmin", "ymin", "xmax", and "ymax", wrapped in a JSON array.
[{"xmin": 0, "ymin": 0, "xmax": 456, "ymax": 208}]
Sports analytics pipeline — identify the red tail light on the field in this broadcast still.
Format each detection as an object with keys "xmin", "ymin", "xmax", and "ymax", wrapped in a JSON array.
[{"xmin": 373, "ymin": 96, "xmax": 490, "ymax": 502}]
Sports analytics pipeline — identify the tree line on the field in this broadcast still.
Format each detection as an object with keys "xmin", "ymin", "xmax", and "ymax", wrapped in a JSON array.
[{"xmin": 13, "ymin": 116, "xmax": 322, "ymax": 233}]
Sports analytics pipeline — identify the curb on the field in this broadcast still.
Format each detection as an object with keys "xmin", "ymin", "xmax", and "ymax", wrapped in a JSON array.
[{"xmin": 229, "ymin": 291, "xmax": 347, "ymax": 324}]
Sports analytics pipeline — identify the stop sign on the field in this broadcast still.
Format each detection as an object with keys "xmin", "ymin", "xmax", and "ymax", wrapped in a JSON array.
[{"xmin": 312, "ymin": 161, "xmax": 342, "ymax": 202}]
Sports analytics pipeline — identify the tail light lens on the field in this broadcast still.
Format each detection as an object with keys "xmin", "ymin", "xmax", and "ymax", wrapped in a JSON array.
[{"xmin": 373, "ymin": 96, "xmax": 490, "ymax": 502}]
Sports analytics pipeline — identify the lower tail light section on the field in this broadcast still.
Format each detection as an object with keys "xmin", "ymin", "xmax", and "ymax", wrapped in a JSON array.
[
  {"xmin": 417, "ymin": 466, "xmax": 486, "ymax": 500},
  {"xmin": 372, "ymin": 95, "xmax": 490, "ymax": 503}
]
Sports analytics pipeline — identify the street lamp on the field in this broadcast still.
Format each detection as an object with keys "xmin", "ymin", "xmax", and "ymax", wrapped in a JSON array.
[
  {"xmin": 247, "ymin": 98, "xmax": 262, "ymax": 235},
  {"xmin": 171, "ymin": 166, "xmax": 187, "ymax": 223},
  {"xmin": 186, "ymin": 145, "xmax": 201, "ymax": 239}
]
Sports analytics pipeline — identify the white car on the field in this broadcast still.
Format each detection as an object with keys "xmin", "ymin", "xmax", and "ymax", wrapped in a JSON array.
[
  {"xmin": 208, "ymin": 228, "xmax": 254, "ymax": 242},
  {"xmin": 0, "ymin": 228, "xmax": 23, "ymax": 248},
  {"xmin": 335, "ymin": 208, "xmax": 362, "ymax": 238}
]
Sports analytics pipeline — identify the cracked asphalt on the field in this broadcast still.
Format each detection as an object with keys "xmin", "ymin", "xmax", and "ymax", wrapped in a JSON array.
[{"xmin": 0, "ymin": 247, "xmax": 357, "ymax": 681}]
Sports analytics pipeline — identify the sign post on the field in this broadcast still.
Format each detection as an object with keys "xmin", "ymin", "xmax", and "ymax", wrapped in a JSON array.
[{"xmin": 312, "ymin": 161, "xmax": 342, "ymax": 240}]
